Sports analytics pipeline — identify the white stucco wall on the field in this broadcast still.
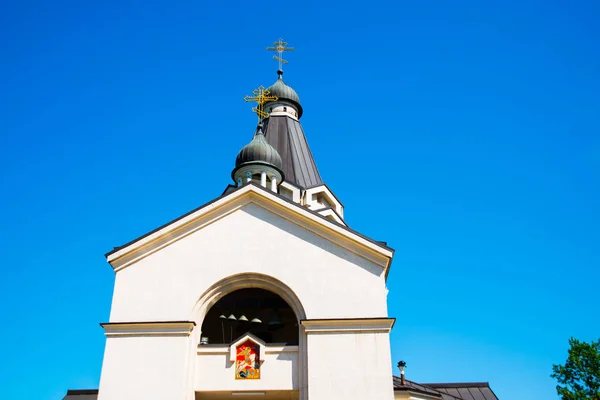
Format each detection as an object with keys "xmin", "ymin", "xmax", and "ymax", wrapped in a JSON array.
[
  {"xmin": 99, "ymin": 201, "xmax": 393, "ymax": 400},
  {"xmin": 195, "ymin": 346, "xmax": 298, "ymax": 391},
  {"xmin": 108, "ymin": 203, "xmax": 388, "ymax": 322},
  {"xmin": 306, "ymin": 331, "xmax": 394, "ymax": 399},
  {"xmin": 98, "ymin": 335, "xmax": 191, "ymax": 400}
]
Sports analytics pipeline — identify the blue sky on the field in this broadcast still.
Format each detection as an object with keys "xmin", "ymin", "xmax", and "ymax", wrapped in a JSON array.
[{"xmin": 1, "ymin": 1, "xmax": 599, "ymax": 399}]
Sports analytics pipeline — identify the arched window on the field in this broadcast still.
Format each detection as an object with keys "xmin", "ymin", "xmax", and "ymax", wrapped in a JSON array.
[{"xmin": 200, "ymin": 288, "xmax": 299, "ymax": 345}]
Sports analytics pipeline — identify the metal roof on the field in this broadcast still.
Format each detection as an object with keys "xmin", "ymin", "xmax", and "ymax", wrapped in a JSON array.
[
  {"xmin": 65, "ymin": 380, "xmax": 499, "ymax": 399},
  {"xmin": 263, "ymin": 115, "xmax": 322, "ymax": 188},
  {"xmin": 393, "ymin": 376, "xmax": 443, "ymax": 398},
  {"xmin": 105, "ymin": 182, "xmax": 394, "ymax": 259},
  {"xmin": 62, "ymin": 390, "xmax": 98, "ymax": 400},
  {"xmin": 233, "ymin": 124, "xmax": 284, "ymax": 178},
  {"xmin": 393, "ymin": 378, "xmax": 499, "ymax": 400},
  {"xmin": 265, "ymin": 70, "xmax": 303, "ymax": 117},
  {"xmin": 424, "ymin": 383, "xmax": 499, "ymax": 400}
]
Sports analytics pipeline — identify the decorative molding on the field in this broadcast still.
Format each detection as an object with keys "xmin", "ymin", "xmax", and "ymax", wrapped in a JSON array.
[
  {"xmin": 268, "ymin": 110, "xmax": 299, "ymax": 121},
  {"xmin": 107, "ymin": 184, "xmax": 393, "ymax": 273},
  {"xmin": 247, "ymin": 192, "xmax": 391, "ymax": 269},
  {"xmin": 101, "ymin": 321, "xmax": 195, "ymax": 337},
  {"xmin": 300, "ymin": 318, "xmax": 395, "ymax": 333},
  {"xmin": 317, "ymin": 207, "xmax": 347, "ymax": 226},
  {"xmin": 196, "ymin": 343, "xmax": 298, "ymax": 356},
  {"xmin": 304, "ymin": 184, "xmax": 344, "ymax": 217},
  {"xmin": 279, "ymin": 180, "xmax": 302, "ymax": 203},
  {"xmin": 196, "ymin": 345, "xmax": 229, "ymax": 355},
  {"xmin": 264, "ymin": 345, "xmax": 298, "ymax": 354}
]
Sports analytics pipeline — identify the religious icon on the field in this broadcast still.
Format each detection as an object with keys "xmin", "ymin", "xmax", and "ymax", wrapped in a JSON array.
[{"xmin": 235, "ymin": 340, "xmax": 261, "ymax": 379}]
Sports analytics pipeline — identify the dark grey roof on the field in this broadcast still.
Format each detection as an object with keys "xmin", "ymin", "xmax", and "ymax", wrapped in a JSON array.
[
  {"xmin": 263, "ymin": 115, "xmax": 322, "ymax": 188},
  {"xmin": 393, "ymin": 378, "xmax": 499, "ymax": 400},
  {"xmin": 393, "ymin": 377, "xmax": 443, "ymax": 398},
  {"xmin": 424, "ymin": 383, "xmax": 499, "ymax": 400},
  {"xmin": 233, "ymin": 124, "xmax": 283, "ymax": 177},
  {"xmin": 66, "ymin": 380, "xmax": 498, "ymax": 399},
  {"xmin": 105, "ymin": 182, "xmax": 394, "ymax": 258},
  {"xmin": 63, "ymin": 389, "xmax": 98, "ymax": 400},
  {"xmin": 265, "ymin": 70, "xmax": 303, "ymax": 117}
]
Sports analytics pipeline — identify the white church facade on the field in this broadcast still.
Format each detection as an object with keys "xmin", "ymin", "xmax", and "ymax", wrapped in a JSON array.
[{"xmin": 63, "ymin": 42, "xmax": 499, "ymax": 400}]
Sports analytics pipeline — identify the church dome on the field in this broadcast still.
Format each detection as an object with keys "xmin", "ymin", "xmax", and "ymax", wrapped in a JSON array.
[
  {"xmin": 265, "ymin": 70, "xmax": 303, "ymax": 118},
  {"xmin": 235, "ymin": 124, "xmax": 283, "ymax": 170}
]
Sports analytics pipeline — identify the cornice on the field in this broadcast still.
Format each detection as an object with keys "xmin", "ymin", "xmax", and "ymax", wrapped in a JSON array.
[
  {"xmin": 196, "ymin": 344, "xmax": 298, "ymax": 355},
  {"xmin": 317, "ymin": 207, "xmax": 346, "ymax": 226},
  {"xmin": 100, "ymin": 321, "xmax": 195, "ymax": 337},
  {"xmin": 107, "ymin": 184, "xmax": 393, "ymax": 273},
  {"xmin": 300, "ymin": 317, "xmax": 395, "ymax": 333}
]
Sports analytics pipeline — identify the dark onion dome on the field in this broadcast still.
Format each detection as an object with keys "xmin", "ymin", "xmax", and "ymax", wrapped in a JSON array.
[
  {"xmin": 265, "ymin": 70, "xmax": 303, "ymax": 118},
  {"xmin": 234, "ymin": 124, "xmax": 283, "ymax": 171}
]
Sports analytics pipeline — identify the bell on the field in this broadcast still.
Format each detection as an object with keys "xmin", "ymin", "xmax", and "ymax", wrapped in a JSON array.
[
  {"xmin": 219, "ymin": 314, "xmax": 227, "ymax": 320},
  {"xmin": 227, "ymin": 314, "xmax": 237, "ymax": 321},
  {"xmin": 268, "ymin": 310, "xmax": 283, "ymax": 329},
  {"xmin": 250, "ymin": 317, "xmax": 262, "ymax": 324},
  {"xmin": 238, "ymin": 315, "xmax": 249, "ymax": 322}
]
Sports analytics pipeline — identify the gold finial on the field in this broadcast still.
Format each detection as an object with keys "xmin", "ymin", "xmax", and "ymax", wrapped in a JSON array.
[
  {"xmin": 266, "ymin": 38, "xmax": 294, "ymax": 71},
  {"xmin": 244, "ymin": 85, "xmax": 279, "ymax": 122}
]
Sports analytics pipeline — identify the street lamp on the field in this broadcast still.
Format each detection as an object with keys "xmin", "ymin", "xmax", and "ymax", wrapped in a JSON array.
[{"xmin": 397, "ymin": 361, "xmax": 406, "ymax": 385}]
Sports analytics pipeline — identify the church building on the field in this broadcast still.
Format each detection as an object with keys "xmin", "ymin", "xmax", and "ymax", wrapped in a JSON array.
[{"xmin": 64, "ymin": 40, "xmax": 499, "ymax": 400}]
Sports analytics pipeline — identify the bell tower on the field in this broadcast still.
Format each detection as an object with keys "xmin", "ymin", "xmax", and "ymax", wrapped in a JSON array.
[
  {"xmin": 227, "ymin": 41, "xmax": 346, "ymax": 226},
  {"xmin": 97, "ymin": 39, "xmax": 395, "ymax": 400}
]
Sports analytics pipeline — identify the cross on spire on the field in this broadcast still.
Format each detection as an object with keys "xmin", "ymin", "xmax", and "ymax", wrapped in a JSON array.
[
  {"xmin": 266, "ymin": 38, "xmax": 294, "ymax": 71},
  {"xmin": 244, "ymin": 85, "xmax": 279, "ymax": 122}
]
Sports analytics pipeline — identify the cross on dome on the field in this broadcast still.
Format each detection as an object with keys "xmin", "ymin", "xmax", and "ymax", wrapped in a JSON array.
[
  {"xmin": 243, "ymin": 85, "xmax": 279, "ymax": 122},
  {"xmin": 266, "ymin": 38, "xmax": 294, "ymax": 71}
]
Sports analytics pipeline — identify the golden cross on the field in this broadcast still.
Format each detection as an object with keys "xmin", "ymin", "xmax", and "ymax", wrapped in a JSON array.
[
  {"xmin": 266, "ymin": 38, "xmax": 294, "ymax": 71},
  {"xmin": 244, "ymin": 85, "xmax": 279, "ymax": 122}
]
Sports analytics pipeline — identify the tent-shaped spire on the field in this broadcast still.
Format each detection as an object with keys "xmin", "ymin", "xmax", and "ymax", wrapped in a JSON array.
[{"xmin": 262, "ymin": 70, "xmax": 322, "ymax": 188}]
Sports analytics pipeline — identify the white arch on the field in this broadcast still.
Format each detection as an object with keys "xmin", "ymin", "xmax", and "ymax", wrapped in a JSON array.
[
  {"xmin": 191, "ymin": 272, "xmax": 307, "ymax": 328},
  {"xmin": 190, "ymin": 273, "xmax": 308, "ymax": 400}
]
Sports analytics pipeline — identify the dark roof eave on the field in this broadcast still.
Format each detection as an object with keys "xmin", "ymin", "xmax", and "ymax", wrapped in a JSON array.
[
  {"xmin": 65, "ymin": 390, "xmax": 99, "ymax": 395},
  {"xmin": 424, "ymin": 382, "xmax": 491, "ymax": 388},
  {"xmin": 105, "ymin": 187, "xmax": 241, "ymax": 258},
  {"xmin": 236, "ymin": 183, "xmax": 394, "ymax": 254},
  {"xmin": 221, "ymin": 184, "xmax": 237, "ymax": 196},
  {"xmin": 105, "ymin": 182, "xmax": 394, "ymax": 262},
  {"xmin": 393, "ymin": 387, "xmax": 442, "ymax": 398}
]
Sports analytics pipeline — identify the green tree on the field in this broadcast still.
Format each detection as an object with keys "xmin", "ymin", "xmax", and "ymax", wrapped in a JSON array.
[{"xmin": 551, "ymin": 337, "xmax": 600, "ymax": 400}]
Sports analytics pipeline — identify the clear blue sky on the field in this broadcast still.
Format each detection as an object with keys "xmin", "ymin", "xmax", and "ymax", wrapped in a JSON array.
[{"xmin": 1, "ymin": 1, "xmax": 598, "ymax": 399}]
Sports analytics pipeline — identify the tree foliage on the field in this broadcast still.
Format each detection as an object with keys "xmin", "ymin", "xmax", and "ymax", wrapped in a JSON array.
[{"xmin": 551, "ymin": 337, "xmax": 600, "ymax": 400}]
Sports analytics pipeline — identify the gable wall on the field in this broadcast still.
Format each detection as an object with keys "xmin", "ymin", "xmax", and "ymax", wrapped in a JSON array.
[{"xmin": 108, "ymin": 203, "xmax": 389, "ymax": 323}]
